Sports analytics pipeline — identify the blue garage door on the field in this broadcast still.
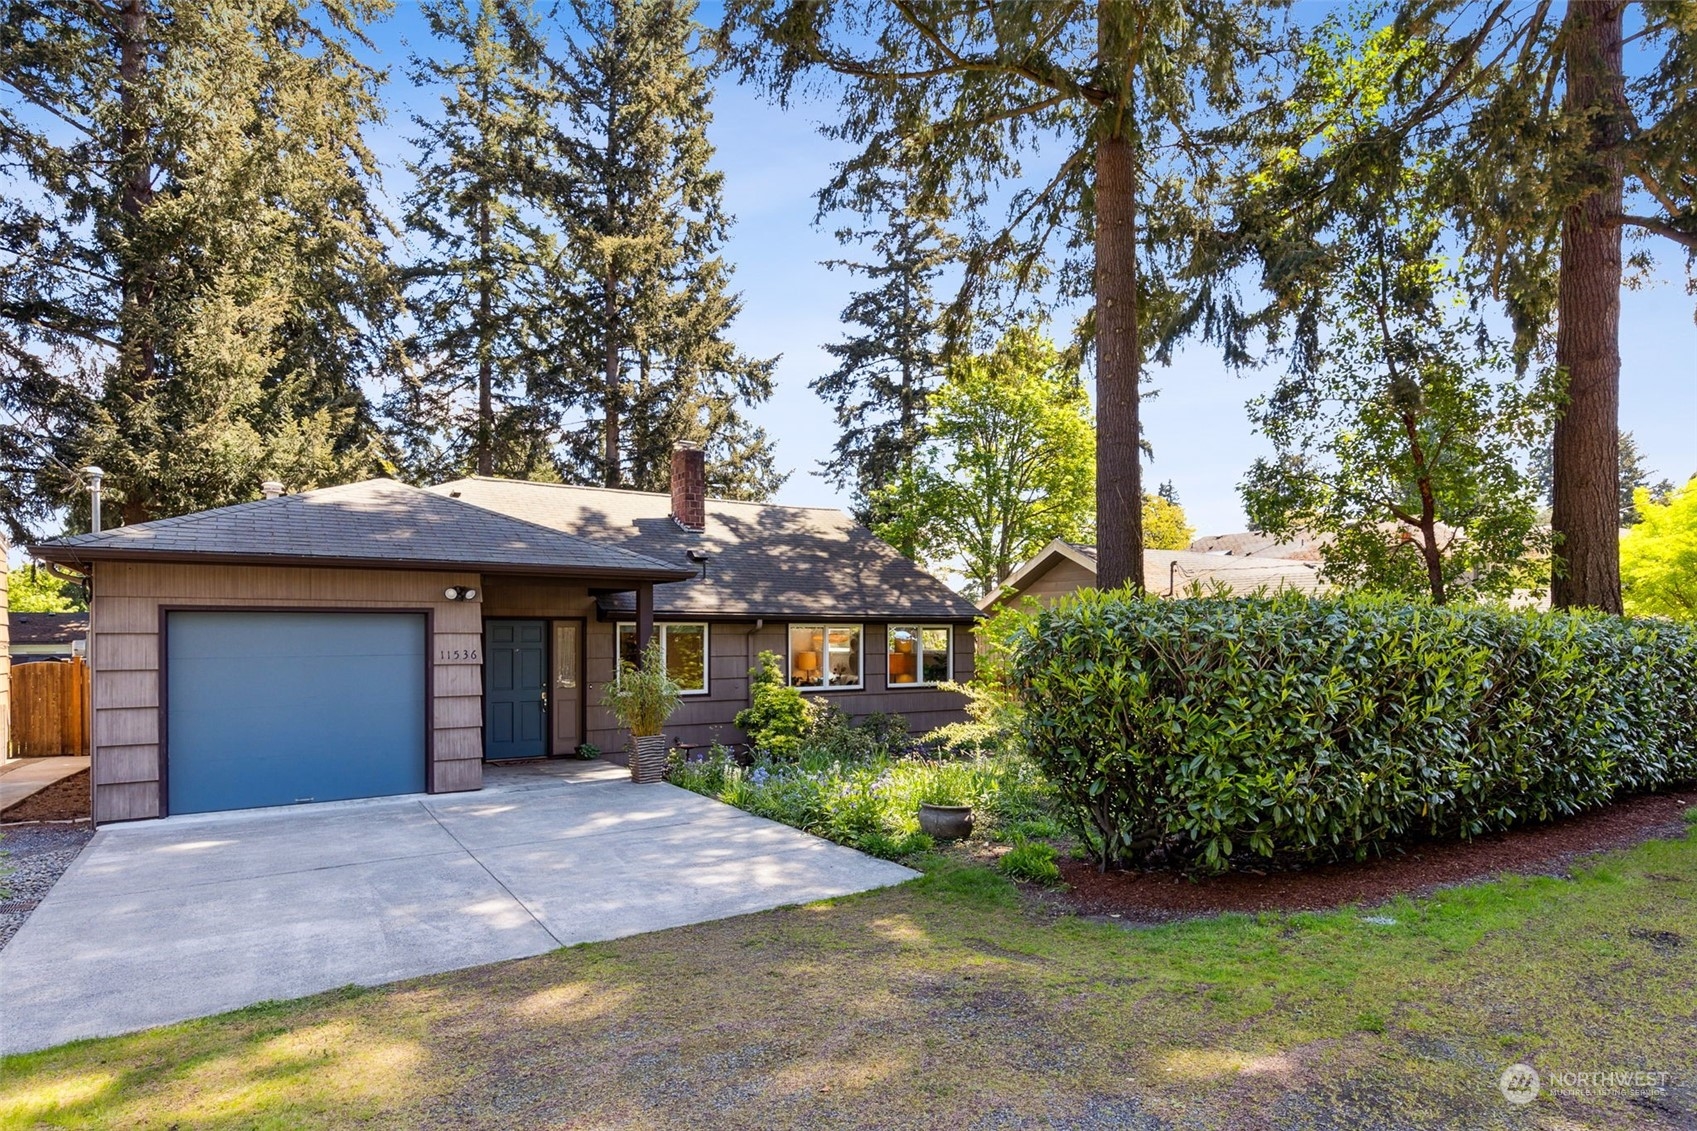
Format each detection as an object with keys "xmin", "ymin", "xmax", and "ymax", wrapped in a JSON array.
[{"xmin": 166, "ymin": 611, "xmax": 427, "ymax": 814}]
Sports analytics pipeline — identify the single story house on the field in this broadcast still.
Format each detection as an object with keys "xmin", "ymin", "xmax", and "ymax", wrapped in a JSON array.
[
  {"xmin": 9, "ymin": 612, "xmax": 89, "ymax": 664},
  {"xmin": 978, "ymin": 539, "xmax": 1327, "ymax": 614},
  {"xmin": 29, "ymin": 447, "xmax": 979, "ymax": 824}
]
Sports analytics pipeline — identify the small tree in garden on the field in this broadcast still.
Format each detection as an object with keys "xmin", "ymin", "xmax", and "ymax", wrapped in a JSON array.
[
  {"xmin": 734, "ymin": 650, "xmax": 813, "ymax": 758},
  {"xmin": 1622, "ymin": 477, "xmax": 1697, "ymax": 623}
]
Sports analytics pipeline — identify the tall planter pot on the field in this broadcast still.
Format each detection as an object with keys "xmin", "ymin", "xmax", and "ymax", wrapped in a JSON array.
[{"xmin": 630, "ymin": 734, "xmax": 670, "ymax": 784}]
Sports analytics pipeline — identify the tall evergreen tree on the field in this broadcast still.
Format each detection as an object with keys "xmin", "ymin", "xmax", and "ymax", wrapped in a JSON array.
[
  {"xmin": 723, "ymin": 1, "xmax": 1292, "ymax": 590},
  {"xmin": 554, "ymin": 0, "xmax": 781, "ymax": 500},
  {"xmin": 812, "ymin": 164, "xmax": 958, "ymax": 543},
  {"xmin": 391, "ymin": 0, "xmax": 571, "ymax": 483},
  {"xmin": 0, "ymin": 0, "xmax": 398, "ymax": 532}
]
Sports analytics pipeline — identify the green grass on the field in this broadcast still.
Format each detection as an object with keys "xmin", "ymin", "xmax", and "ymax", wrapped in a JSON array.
[{"xmin": 3, "ymin": 831, "xmax": 1695, "ymax": 1129}]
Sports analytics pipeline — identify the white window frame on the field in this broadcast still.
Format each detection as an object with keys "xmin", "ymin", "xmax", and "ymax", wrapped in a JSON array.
[
  {"xmin": 885, "ymin": 625, "xmax": 953, "ymax": 689},
  {"xmin": 787, "ymin": 623, "xmax": 865, "ymax": 692},
  {"xmin": 616, "ymin": 622, "xmax": 710, "ymax": 696}
]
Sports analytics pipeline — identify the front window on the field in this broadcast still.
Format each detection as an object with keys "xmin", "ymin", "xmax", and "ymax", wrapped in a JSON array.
[
  {"xmin": 887, "ymin": 626, "xmax": 951, "ymax": 688},
  {"xmin": 789, "ymin": 624, "xmax": 862, "ymax": 690},
  {"xmin": 616, "ymin": 622, "xmax": 709, "ymax": 694}
]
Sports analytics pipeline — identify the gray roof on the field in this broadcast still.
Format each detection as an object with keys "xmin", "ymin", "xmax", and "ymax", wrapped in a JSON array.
[
  {"xmin": 429, "ymin": 477, "xmax": 982, "ymax": 621},
  {"xmin": 980, "ymin": 538, "xmax": 1327, "ymax": 609},
  {"xmin": 28, "ymin": 479, "xmax": 692, "ymax": 581}
]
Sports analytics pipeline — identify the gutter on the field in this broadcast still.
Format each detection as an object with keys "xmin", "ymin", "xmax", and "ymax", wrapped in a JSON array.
[{"xmin": 24, "ymin": 547, "xmax": 694, "ymax": 584}]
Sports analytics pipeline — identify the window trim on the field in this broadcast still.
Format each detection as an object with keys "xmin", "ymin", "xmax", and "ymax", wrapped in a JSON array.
[
  {"xmin": 885, "ymin": 624, "xmax": 953, "ymax": 689},
  {"xmin": 787, "ymin": 622, "xmax": 866, "ymax": 692},
  {"xmin": 615, "ymin": 621, "xmax": 711, "ymax": 696}
]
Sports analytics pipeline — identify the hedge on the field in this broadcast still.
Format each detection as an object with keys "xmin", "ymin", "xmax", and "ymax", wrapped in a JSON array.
[{"xmin": 1010, "ymin": 591, "xmax": 1697, "ymax": 872}]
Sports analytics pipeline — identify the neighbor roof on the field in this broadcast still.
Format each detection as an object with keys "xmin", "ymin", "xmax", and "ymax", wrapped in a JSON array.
[
  {"xmin": 979, "ymin": 538, "xmax": 1327, "ymax": 609},
  {"xmin": 9, "ymin": 612, "xmax": 89, "ymax": 645},
  {"xmin": 429, "ymin": 477, "xmax": 982, "ymax": 621},
  {"xmin": 28, "ymin": 479, "xmax": 693, "ymax": 582}
]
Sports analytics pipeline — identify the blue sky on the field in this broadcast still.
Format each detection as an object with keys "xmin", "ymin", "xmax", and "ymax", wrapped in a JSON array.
[{"xmin": 364, "ymin": 3, "xmax": 1697, "ymax": 538}]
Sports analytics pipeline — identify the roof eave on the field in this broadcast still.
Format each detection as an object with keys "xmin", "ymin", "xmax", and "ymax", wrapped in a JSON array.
[{"xmin": 25, "ymin": 544, "xmax": 695, "ymax": 583}]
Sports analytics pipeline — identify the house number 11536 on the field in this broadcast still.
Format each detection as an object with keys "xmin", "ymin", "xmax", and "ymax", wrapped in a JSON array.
[{"xmin": 439, "ymin": 648, "xmax": 479, "ymax": 662}]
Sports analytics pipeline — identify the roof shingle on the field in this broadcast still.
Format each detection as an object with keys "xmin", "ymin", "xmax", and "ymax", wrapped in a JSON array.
[
  {"xmin": 28, "ymin": 479, "xmax": 692, "ymax": 581},
  {"xmin": 429, "ymin": 477, "xmax": 982, "ymax": 621}
]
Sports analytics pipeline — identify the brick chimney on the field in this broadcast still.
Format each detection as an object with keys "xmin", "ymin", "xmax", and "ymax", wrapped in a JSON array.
[{"xmin": 670, "ymin": 443, "xmax": 706, "ymax": 532}]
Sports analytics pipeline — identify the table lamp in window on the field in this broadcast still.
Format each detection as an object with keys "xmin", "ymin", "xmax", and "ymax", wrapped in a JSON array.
[{"xmin": 794, "ymin": 651, "xmax": 821, "ymax": 685}]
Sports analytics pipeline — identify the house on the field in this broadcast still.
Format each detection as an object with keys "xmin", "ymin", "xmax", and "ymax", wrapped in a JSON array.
[
  {"xmin": 978, "ymin": 538, "xmax": 1327, "ymax": 614},
  {"xmin": 28, "ymin": 446, "xmax": 979, "ymax": 824},
  {"xmin": 9, "ymin": 612, "xmax": 89, "ymax": 664},
  {"xmin": 1188, "ymin": 531, "xmax": 1327, "ymax": 560}
]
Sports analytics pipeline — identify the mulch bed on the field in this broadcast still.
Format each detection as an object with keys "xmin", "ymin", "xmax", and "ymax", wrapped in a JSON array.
[
  {"xmin": 1038, "ymin": 789, "xmax": 1697, "ymax": 924},
  {"xmin": 0, "ymin": 768, "xmax": 92, "ymax": 824}
]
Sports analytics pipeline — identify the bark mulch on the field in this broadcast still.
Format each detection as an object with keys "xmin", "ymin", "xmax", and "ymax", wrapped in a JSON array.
[
  {"xmin": 0, "ymin": 768, "xmax": 91, "ymax": 823},
  {"xmin": 1043, "ymin": 789, "xmax": 1697, "ymax": 924}
]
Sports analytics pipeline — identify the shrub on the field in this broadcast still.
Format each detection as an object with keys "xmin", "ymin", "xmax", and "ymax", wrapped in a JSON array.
[
  {"xmin": 1013, "ymin": 590, "xmax": 1697, "ymax": 873},
  {"xmin": 998, "ymin": 838, "xmax": 1061, "ymax": 884},
  {"xmin": 734, "ymin": 650, "xmax": 814, "ymax": 758},
  {"xmin": 669, "ymin": 746, "xmax": 1057, "ymax": 859}
]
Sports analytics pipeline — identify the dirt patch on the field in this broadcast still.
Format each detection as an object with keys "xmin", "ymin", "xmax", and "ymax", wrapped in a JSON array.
[
  {"xmin": 1043, "ymin": 790, "xmax": 1697, "ymax": 923},
  {"xmin": 0, "ymin": 768, "xmax": 91, "ymax": 823}
]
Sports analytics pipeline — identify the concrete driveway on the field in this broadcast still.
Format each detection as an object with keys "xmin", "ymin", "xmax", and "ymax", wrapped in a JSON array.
[{"xmin": 0, "ymin": 764, "xmax": 914, "ymax": 1054}]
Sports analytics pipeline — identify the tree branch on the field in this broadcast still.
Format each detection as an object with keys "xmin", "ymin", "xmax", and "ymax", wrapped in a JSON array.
[{"xmin": 1619, "ymin": 214, "xmax": 1697, "ymax": 252}]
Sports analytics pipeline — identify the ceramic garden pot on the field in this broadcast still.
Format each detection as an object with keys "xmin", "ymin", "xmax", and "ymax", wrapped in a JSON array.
[{"xmin": 917, "ymin": 803, "xmax": 974, "ymax": 841}]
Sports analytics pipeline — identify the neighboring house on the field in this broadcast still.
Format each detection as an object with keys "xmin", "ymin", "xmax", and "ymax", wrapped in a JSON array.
[
  {"xmin": 978, "ymin": 539, "xmax": 1327, "ymax": 614},
  {"xmin": 9, "ymin": 613, "xmax": 89, "ymax": 664},
  {"xmin": 29, "ymin": 446, "xmax": 978, "ymax": 824},
  {"xmin": 1189, "ymin": 525, "xmax": 1464, "ymax": 562}
]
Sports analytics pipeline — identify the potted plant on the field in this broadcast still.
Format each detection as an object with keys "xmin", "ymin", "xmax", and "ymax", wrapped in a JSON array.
[
  {"xmin": 601, "ymin": 646, "xmax": 683, "ymax": 784},
  {"xmin": 917, "ymin": 785, "xmax": 974, "ymax": 841}
]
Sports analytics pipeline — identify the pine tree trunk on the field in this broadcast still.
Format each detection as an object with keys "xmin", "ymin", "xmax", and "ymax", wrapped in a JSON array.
[
  {"xmin": 602, "ymin": 269, "xmax": 620, "ymax": 487},
  {"xmin": 116, "ymin": 0, "xmax": 156, "ymax": 525},
  {"xmin": 1093, "ymin": 2, "xmax": 1144, "ymax": 593},
  {"xmin": 1550, "ymin": 0, "xmax": 1625, "ymax": 614},
  {"xmin": 476, "ymin": 202, "xmax": 494, "ymax": 478}
]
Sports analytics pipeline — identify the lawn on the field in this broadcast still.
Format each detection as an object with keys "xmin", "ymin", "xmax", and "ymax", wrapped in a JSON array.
[{"xmin": 3, "ymin": 829, "xmax": 1694, "ymax": 1129}]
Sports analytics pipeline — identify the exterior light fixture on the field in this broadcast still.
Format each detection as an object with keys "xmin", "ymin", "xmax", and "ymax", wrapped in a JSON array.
[{"xmin": 443, "ymin": 585, "xmax": 478, "ymax": 601}]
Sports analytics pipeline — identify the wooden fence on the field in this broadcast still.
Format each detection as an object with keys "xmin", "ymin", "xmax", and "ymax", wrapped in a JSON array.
[{"xmin": 10, "ymin": 657, "xmax": 90, "ymax": 757}]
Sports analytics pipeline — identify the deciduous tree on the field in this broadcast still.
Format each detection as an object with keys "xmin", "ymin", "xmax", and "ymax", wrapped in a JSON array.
[
  {"xmin": 1236, "ymin": 32, "xmax": 1551, "ymax": 605},
  {"xmin": 1621, "ymin": 476, "xmax": 1697, "ymax": 622},
  {"xmin": 873, "ymin": 328, "xmax": 1094, "ymax": 599},
  {"xmin": 1141, "ymin": 494, "xmax": 1194, "ymax": 551}
]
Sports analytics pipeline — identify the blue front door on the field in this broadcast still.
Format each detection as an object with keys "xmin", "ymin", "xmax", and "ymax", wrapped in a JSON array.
[{"xmin": 486, "ymin": 619, "xmax": 547, "ymax": 759}]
